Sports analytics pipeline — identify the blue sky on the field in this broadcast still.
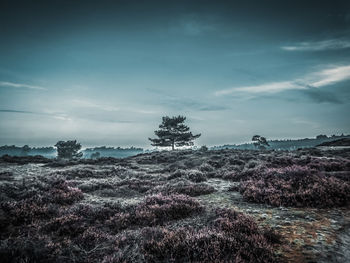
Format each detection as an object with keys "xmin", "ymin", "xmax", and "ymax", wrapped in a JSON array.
[{"xmin": 0, "ymin": 0, "xmax": 349, "ymax": 147}]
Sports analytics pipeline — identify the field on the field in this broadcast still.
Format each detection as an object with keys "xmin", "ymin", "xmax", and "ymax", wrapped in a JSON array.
[{"xmin": 0, "ymin": 148, "xmax": 349, "ymax": 262}]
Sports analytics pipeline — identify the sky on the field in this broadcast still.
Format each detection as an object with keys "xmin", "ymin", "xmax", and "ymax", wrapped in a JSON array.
[{"xmin": 0, "ymin": 0, "xmax": 350, "ymax": 148}]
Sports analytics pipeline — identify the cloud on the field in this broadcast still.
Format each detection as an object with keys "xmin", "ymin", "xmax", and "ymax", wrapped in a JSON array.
[
  {"xmin": 281, "ymin": 39, "xmax": 350, "ymax": 51},
  {"xmin": 71, "ymin": 99, "xmax": 119, "ymax": 112},
  {"xmin": 299, "ymin": 89, "xmax": 342, "ymax": 104},
  {"xmin": 0, "ymin": 109, "xmax": 35, "ymax": 114},
  {"xmin": 215, "ymin": 81, "xmax": 304, "ymax": 95},
  {"xmin": 0, "ymin": 108, "xmax": 134, "ymax": 124},
  {"xmin": 0, "ymin": 108, "xmax": 71, "ymax": 119},
  {"xmin": 0, "ymin": 81, "xmax": 46, "ymax": 90},
  {"xmin": 198, "ymin": 105, "xmax": 229, "ymax": 111},
  {"xmin": 309, "ymin": 65, "xmax": 350, "ymax": 87},
  {"xmin": 215, "ymin": 65, "xmax": 350, "ymax": 96}
]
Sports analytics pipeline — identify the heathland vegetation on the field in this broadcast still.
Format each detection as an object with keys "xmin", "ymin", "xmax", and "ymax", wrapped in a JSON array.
[
  {"xmin": 0, "ymin": 146, "xmax": 349, "ymax": 262},
  {"xmin": 0, "ymin": 115, "xmax": 349, "ymax": 262}
]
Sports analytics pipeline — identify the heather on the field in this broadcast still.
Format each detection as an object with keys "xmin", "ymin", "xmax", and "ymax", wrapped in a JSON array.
[
  {"xmin": 0, "ymin": 147, "xmax": 349, "ymax": 262},
  {"xmin": 142, "ymin": 209, "xmax": 277, "ymax": 263},
  {"xmin": 239, "ymin": 165, "xmax": 350, "ymax": 207},
  {"xmin": 106, "ymin": 194, "xmax": 203, "ymax": 231}
]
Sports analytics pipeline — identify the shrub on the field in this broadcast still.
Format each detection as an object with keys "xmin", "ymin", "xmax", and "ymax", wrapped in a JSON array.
[
  {"xmin": 142, "ymin": 208, "xmax": 277, "ymax": 263},
  {"xmin": 45, "ymin": 180, "xmax": 84, "ymax": 205},
  {"xmin": 187, "ymin": 169, "xmax": 207, "ymax": 182},
  {"xmin": 199, "ymin": 145, "xmax": 208, "ymax": 152},
  {"xmin": 107, "ymin": 194, "xmax": 202, "ymax": 231},
  {"xmin": 168, "ymin": 169, "xmax": 186, "ymax": 180},
  {"xmin": 0, "ymin": 171, "xmax": 13, "ymax": 180},
  {"xmin": 0, "ymin": 179, "xmax": 82, "ymax": 227},
  {"xmin": 199, "ymin": 163, "xmax": 214, "ymax": 172},
  {"xmin": 43, "ymin": 214, "xmax": 85, "ymax": 236},
  {"xmin": 0, "ymin": 155, "xmax": 51, "ymax": 164},
  {"xmin": 0, "ymin": 236, "xmax": 53, "ymax": 263},
  {"xmin": 69, "ymin": 203, "xmax": 123, "ymax": 223},
  {"xmin": 240, "ymin": 165, "xmax": 350, "ymax": 207},
  {"xmin": 117, "ymin": 178, "xmax": 159, "ymax": 193},
  {"xmin": 74, "ymin": 227, "xmax": 110, "ymax": 251},
  {"xmin": 151, "ymin": 181, "xmax": 215, "ymax": 196},
  {"xmin": 1, "ymin": 200, "xmax": 60, "ymax": 227}
]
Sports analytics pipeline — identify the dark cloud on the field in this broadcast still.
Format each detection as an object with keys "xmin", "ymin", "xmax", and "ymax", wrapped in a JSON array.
[
  {"xmin": 0, "ymin": 109, "xmax": 35, "ymax": 114},
  {"xmin": 300, "ymin": 89, "xmax": 343, "ymax": 104}
]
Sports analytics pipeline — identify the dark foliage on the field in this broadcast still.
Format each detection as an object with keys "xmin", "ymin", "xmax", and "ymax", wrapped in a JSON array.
[
  {"xmin": 55, "ymin": 140, "xmax": 83, "ymax": 159},
  {"xmin": 142, "ymin": 208, "xmax": 278, "ymax": 263},
  {"xmin": 187, "ymin": 169, "xmax": 207, "ymax": 182},
  {"xmin": 107, "ymin": 194, "xmax": 203, "ymax": 231},
  {"xmin": 240, "ymin": 165, "xmax": 350, "ymax": 207},
  {"xmin": 0, "ymin": 154, "xmax": 51, "ymax": 164},
  {"xmin": 150, "ymin": 181, "xmax": 215, "ymax": 196},
  {"xmin": 149, "ymin": 116, "xmax": 201, "ymax": 150}
]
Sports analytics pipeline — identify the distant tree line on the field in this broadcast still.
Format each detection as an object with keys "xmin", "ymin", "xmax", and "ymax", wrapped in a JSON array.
[
  {"xmin": 0, "ymin": 145, "xmax": 56, "ymax": 157},
  {"xmin": 1, "ymin": 113, "xmax": 348, "ymax": 159},
  {"xmin": 212, "ymin": 134, "xmax": 350, "ymax": 151}
]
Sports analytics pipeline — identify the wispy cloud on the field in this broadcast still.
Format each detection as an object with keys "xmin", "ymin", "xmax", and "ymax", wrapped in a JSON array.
[
  {"xmin": 299, "ymin": 89, "xmax": 342, "ymax": 104},
  {"xmin": 309, "ymin": 65, "xmax": 350, "ymax": 87},
  {"xmin": 0, "ymin": 109, "xmax": 71, "ymax": 120},
  {"xmin": 215, "ymin": 81, "xmax": 303, "ymax": 95},
  {"xmin": 71, "ymin": 99, "xmax": 119, "ymax": 112},
  {"xmin": 0, "ymin": 81, "xmax": 46, "ymax": 90},
  {"xmin": 215, "ymin": 65, "xmax": 350, "ymax": 96},
  {"xmin": 0, "ymin": 108, "xmax": 135, "ymax": 123},
  {"xmin": 281, "ymin": 39, "xmax": 350, "ymax": 51},
  {"xmin": 0, "ymin": 109, "xmax": 35, "ymax": 114}
]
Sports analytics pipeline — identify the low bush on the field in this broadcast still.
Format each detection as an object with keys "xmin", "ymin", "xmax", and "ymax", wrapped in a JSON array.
[
  {"xmin": 240, "ymin": 165, "xmax": 350, "ymax": 207},
  {"xmin": 0, "ymin": 236, "xmax": 53, "ymax": 263},
  {"xmin": 107, "ymin": 194, "xmax": 202, "ymax": 231},
  {"xmin": 117, "ymin": 178, "xmax": 159, "ymax": 193},
  {"xmin": 167, "ymin": 169, "xmax": 186, "ymax": 180},
  {"xmin": 0, "ymin": 171, "xmax": 13, "ymax": 180},
  {"xmin": 45, "ymin": 180, "xmax": 84, "ymax": 205},
  {"xmin": 187, "ymin": 169, "xmax": 207, "ymax": 182},
  {"xmin": 151, "ymin": 181, "xmax": 215, "ymax": 196},
  {"xmin": 0, "ymin": 155, "xmax": 51, "ymax": 164},
  {"xmin": 142, "ymin": 208, "xmax": 278, "ymax": 263}
]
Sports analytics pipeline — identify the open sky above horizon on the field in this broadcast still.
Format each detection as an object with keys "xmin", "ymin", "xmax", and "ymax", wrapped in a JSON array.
[{"xmin": 0, "ymin": 0, "xmax": 350, "ymax": 148}]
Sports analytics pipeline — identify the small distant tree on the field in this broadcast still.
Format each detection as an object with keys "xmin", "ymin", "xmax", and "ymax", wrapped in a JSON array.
[
  {"xmin": 252, "ymin": 135, "xmax": 269, "ymax": 150},
  {"xmin": 149, "ymin": 115, "xmax": 201, "ymax": 150},
  {"xmin": 55, "ymin": 140, "xmax": 83, "ymax": 159}
]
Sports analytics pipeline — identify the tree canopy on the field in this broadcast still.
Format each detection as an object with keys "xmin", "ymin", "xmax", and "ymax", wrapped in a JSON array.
[
  {"xmin": 252, "ymin": 135, "xmax": 269, "ymax": 150},
  {"xmin": 55, "ymin": 140, "xmax": 83, "ymax": 159},
  {"xmin": 149, "ymin": 116, "xmax": 201, "ymax": 150}
]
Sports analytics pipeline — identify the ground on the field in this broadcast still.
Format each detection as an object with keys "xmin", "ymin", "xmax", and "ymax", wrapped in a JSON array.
[{"xmin": 0, "ymin": 147, "xmax": 349, "ymax": 262}]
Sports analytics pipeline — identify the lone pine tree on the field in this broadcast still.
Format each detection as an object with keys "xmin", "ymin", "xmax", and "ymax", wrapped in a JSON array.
[
  {"xmin": 252, "ymin": 135, "xmax": 269, "ymax": 150},
  {"xmin": 149, "ymin": 116, "xmax": 201, "ymax": 150},
  {"xmin": 55, "ymin": 140, "xmax": 83, "ymax": 159}
]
